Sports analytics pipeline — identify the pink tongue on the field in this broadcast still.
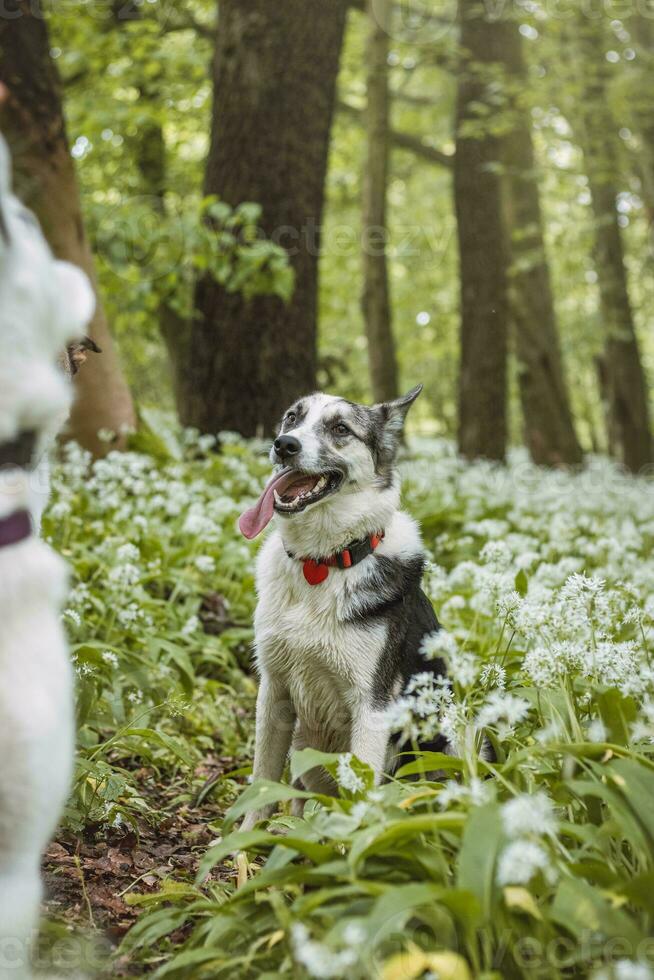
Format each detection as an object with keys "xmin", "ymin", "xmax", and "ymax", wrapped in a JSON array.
[{"xmin": 239, "ymin": 469, "xmax": 298, "ymax": 540}]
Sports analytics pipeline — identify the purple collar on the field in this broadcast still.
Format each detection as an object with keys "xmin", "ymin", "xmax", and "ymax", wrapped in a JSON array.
[{"xmin": 0, "ymin": 509, "xmax": 32, "ymax": 548}]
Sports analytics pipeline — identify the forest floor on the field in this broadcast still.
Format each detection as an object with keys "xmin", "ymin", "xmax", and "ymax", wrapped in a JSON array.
[
  {"xmin": 38, "ymin": 433, "xmax": 654, "ymax": 979},
  {"xmin": 42, "ymin": 754, "xmax": 241, "ymax": 976}
]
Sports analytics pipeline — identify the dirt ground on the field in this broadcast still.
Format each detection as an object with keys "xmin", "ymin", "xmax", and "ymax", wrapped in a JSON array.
[{"xmin": 41, "ymin": 756, "xmax": 239, "ymax": 977}]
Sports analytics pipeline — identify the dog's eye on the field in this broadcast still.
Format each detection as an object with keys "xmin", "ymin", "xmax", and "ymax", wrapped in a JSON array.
[{"xmin": 333, "ymin": 422, "xmax": 350, "ymax": 437}]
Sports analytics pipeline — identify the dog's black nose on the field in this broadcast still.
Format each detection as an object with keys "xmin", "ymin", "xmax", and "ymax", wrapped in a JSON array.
[{"xmin": 274, "ymin": 434, "xmax": 301, "ymax": 461}]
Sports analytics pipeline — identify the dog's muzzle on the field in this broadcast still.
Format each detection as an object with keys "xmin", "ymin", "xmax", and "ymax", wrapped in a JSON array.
[{"xmin": 273, "ymin": 434, "xmax": 301, "ymax": 463}]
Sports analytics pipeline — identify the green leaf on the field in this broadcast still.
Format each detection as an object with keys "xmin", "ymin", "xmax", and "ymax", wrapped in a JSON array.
[
  {"xmin": 609, "ymin": 758, "xmax": 654, "ymax": 848},
  {"xmin": 120, "ymin": 728, "xmax": 195, "ymax": 767},
  {"xmin": 395, "ymin": 752, "xmax": 464, "ymax": 779},
  {"xmin": 456, "ymin": 804, "xmax": 503, "ymax": 923},
  {"xmin": 365, "ymin": 883, "xmax": 480, "ymax": 938},
  {"xmin": 366, "ymin": 882, "xmax": 446, "ymax": 937},
  {"xmin": 223, "ymin": 779, "xmax": 314, "ymax": 828},
  {"xmin": 550, "ymin": 877, "xmax": 642, "ymax": 946},
  {"xmin": 121, "ymin": 905, "xmax": 197, "ymax": 950},
  {"xmin": 596, "ymin": 689, "xmax": 637, "ymax": 746},
  {"xmin": 567, "ymin": 774, "xmax": 652, "ymax": 858},
  {"xmin": 350, "ymin": 812, "xmax": 466, "ymax": 868},
  {"xmin": 290, "ymin": 747, "xmax": 343, "ymax": 783},
  {"xmin": 197, "ymin": 829, "xmax": 331, "ymax": 882},
  {"xmin": 620, "ymin": 871, "xmax": 654, "ymax": 910},
  {"xmin": 153, "ymin": 948, "xmax": 229, "ymax": 979},
  {"xmin": 514, "ymin": 568, "xmax": 529, "ymax": 596}
]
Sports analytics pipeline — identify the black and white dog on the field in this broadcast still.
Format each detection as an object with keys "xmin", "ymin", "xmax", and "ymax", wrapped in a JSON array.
[{"xmin": 238, "ymin": 386, "xmax": 448, "ymax": 827}]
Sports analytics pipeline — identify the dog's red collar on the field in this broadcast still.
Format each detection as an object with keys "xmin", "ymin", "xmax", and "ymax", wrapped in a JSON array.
[
  {"xmin": 287, "ymin": 532, "xmax": 385, "ymax": 586},
  {"xmin": 0, "ymin": 509, "xmax": 32, "ymax": 549}
]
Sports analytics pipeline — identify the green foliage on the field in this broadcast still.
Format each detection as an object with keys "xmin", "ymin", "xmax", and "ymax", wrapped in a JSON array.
[
  {"xmin": 48, "ymin": 1, "xmax": 294, "ymax": 405},
  {"xmin": 89, "ymin": 194, "xmax": 294, "ymax": 321},
  {"xmin": 35, "ymin": 2, "xmax": 654, "ymax": 972},
  {"xmin": 46, "ymin": 435, "xmax": 654, "ymax": 977},
  {"xmin": 48, "ymin": 3, "xmax": 654, "ymax": 436},
  {"xmin": 45, "ymin": 424, "xmax": 267, "ymax": 834}
]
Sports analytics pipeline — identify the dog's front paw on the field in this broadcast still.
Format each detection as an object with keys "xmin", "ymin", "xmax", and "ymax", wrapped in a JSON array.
[{"xmin": 239, "ymin": 807, "xmax": 272, "ymax": 833}]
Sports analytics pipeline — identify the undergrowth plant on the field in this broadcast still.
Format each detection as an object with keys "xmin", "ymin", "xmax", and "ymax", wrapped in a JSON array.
[
  {"xmin": 45, "ymin": 418, "xmax": 267, "ymax": 832},
  {"xmin": 47, "ymin": 432, "xmax": 654, "ymax": 979}
]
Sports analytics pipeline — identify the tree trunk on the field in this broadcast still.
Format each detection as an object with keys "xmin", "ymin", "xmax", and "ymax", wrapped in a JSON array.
[
  {"xmin": 575, "ymin": 14, "xmax": 652, "ymax": 473},
  {"xmin": 595, "ymin": 353, "xmax": 619, "ymax": 457},
  {"xmin": 454, "ymin": 0, "xmax": 509, "ymax": 462},
  {"xmin": 628, "ymin": 14, "xmax": 654, "ymax": 239},
  {"xmin": 361, "ymin": 0, "xmax": 398, "ymax": 403},
  {"xmin": 0, "ymin": 1, "xmax": 135, "ymax": 456},
  {"xmin": 174, "ymin": 0, "xmax": 349, "ymax": 437},
  {"xmin": 501, "ymin": 21, "xmax": 582, "ymax": 467}
]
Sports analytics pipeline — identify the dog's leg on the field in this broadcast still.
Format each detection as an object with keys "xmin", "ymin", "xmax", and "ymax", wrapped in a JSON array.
[
  {"xmin": 350, "ymin": 705, "xmax": 391, "ymax": 786},
  {"xmin": 290, "ymin": 781, "xmax": 307, "ymax": 818},
  {"xmin": 0, "ymin": 861, "xmax": 41, "ymax": 980},
  {"xmin": 240, "ymin": 675, "xmax": 295, "ymax": 831}
]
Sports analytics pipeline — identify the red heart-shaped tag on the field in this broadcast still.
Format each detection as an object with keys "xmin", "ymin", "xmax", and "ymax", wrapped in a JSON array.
[{"xmin": 303, "ymin": 559, "xmax": 329, "ymax": 586}]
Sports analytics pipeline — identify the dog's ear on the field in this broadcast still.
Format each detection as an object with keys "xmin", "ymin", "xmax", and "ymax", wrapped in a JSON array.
[
  {"xmin": 374, "ymin": 384, "xmax": 423, "ymax": 465},
  {"xmin": 377, "ymin": 384, "xmax": 423, "ymax": 435}
]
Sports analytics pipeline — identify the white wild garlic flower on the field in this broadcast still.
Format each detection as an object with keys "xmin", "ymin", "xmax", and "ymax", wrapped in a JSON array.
[
  {"xmin": 496, "ymin": 840, "xmax": 555, "ymax": 886},
  {"xmin": 336, "ymin": 754, "xmax": 365, "ymax": 794},
  {"xmin": 501, "ymin": 792, "xmax": 557, "ymax": 838},
  {"xmin": 291, "ymin": 923, "xmax": 358, "ymax": 979}
]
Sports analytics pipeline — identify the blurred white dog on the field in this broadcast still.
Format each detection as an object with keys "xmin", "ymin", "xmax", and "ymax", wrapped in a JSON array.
[{"xmin": 0, "ymin": 132, "xmax": 94, "ymax": 979}]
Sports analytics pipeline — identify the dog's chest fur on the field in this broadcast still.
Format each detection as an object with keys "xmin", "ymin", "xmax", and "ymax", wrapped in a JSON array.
[{"xmin": 254, "ymin": 511, "xmax": 423, "ymax": 741}]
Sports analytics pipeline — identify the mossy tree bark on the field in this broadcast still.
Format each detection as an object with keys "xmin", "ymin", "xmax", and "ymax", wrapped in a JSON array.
[
  {"xmin": 361, "ymin": 0, "xmax": 398, "ymax": 404},
  {"xmin": 501, "ymin": 21, "xmax": 582, "ymax": 467},
  {"xmin": 0, "ymin": 0, "xmax": 135, "ymax": 456},
  {"xmin": 454, "ymin": 0, "xmax": 510, "ymax": 462},
  {"xmin": 174, "ymin": 0, "xmax": 349, "ymax": 437}
]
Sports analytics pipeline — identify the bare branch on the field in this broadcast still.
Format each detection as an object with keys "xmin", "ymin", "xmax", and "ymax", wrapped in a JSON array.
[
  {"xmin": 390, "ymin": 127, "xmax": 454, "ymax": 167},
  {"xmin": 349, "ymin": 0, "xmax": 453, "ymax": 28},
  {"xmin": 337, "ymin": 99, "xmax": 454, "ymax": 168}
]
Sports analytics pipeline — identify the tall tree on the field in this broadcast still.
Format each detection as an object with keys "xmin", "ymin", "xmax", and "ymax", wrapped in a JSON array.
[
  {"xmin": 171, "ymin": 0, "xmax": 349, "ymax": 437},
  {"xmin": 361, "ymin": 0, "xmax": 398, "ymax": 403},
  {"xmin": 574, "ymin": 13, "xmax": 652, "ymax": 472},
  {"xmin": 454, "ymin": 0, "xmax": 509, "ymax": 461},
  {"xmin": 0, "ymin": 0, "xmax": 135, "ymax": 456},
  {"xmin": 501, "ymin": 20, "xmax": 582, "ymax": 467},
  {"xmin": 627, "ymin": 13, "xmax": 654, "ymax": 240}
]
